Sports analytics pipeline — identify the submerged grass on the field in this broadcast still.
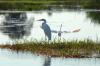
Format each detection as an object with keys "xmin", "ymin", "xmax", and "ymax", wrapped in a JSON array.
[{"xmin": 0, "ymin": 39, "xmax": 100, "ymax": 58}]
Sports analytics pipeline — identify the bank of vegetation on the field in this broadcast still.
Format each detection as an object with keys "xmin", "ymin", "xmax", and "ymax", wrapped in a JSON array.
[
  {"xmin": 0, "ymin": 40, "xmax": 100, "ymax": 58},
  {"xmin": 0, "ymin": 0, "xmax": 100, "ymax": 10}
]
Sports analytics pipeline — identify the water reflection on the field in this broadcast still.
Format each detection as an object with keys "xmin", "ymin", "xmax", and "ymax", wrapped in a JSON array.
[
  {"xmin": 0, "ymin": 10, "xmax": 100, "ymax": 43},
  {"xmin": 87, "ymin": 12, "xmax": 100, "ymax": 24},
  {"xmin": 43, "ymin": 57, "xmax": 51, "ymax": 66},
  {"xmin": 82, "ymin": 0, "xmax": 100, "ymax": 24},
  {"xmin": 0, "ymin": 49, "xmax": 100, "ymax": 66},
  {"xmin": 0, "ymin": 12, "xmax": 33, "ymax": 39},
  {"xmin": 47, "ymin": 6, "xmax": 53, "ymax": 16}
]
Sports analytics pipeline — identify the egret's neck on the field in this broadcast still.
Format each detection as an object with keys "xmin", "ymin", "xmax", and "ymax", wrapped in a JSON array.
[{"xmin": 43, "ymin": 20, "xmax": 46, "ymax": 23}]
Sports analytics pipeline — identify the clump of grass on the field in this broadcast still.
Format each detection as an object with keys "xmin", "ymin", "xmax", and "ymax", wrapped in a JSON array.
[{"xmin": 0, "ymin": 39, "xmax": 100, "ymax": 58}]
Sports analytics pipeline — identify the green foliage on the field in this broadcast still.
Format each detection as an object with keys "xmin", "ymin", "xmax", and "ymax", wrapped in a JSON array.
[
  {"xmin": 83, "ymin": 0, "xmax": 100, "ymax": 9},
  {"xmin": 0, "ymin": 0, "xmax": 100, "ymax": 10},
  {"xmin": 0, "ymin": 0, "xmax": 84, "ymax": 10}
]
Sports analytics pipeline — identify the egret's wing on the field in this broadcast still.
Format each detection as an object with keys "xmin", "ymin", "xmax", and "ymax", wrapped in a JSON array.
[
  {"xmin": 72, "ymin": 29, "xmax": 80, "ymax": 33},
  {"xmin": 63, "ymin": 31, "xmax": 71, "ymax": 33},
  {"xmin": 51, "ymin": 30, "xmax": 58, "ymax": 33}
]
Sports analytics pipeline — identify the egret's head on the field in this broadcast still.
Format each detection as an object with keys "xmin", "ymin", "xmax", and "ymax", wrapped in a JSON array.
[{"xmin": 37, "ymin": 19, "xmax": 46, "ymax": 23}]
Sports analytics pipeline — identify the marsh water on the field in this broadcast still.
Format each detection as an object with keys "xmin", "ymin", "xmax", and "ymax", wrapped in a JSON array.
[
  {"xmin": 0, "ymin": 49, "xmax": 100, "ymax": 66},
  {"xmin": 0, "ymin": 48, "xmax": 100, "ymax": 66},
  {"xmin": 0, "ymin": 7, "xmax": 100, "ymax": 66},
  {"xmin": 0, "ymin": 9, "xmax": 100, "ymax": 44}
]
